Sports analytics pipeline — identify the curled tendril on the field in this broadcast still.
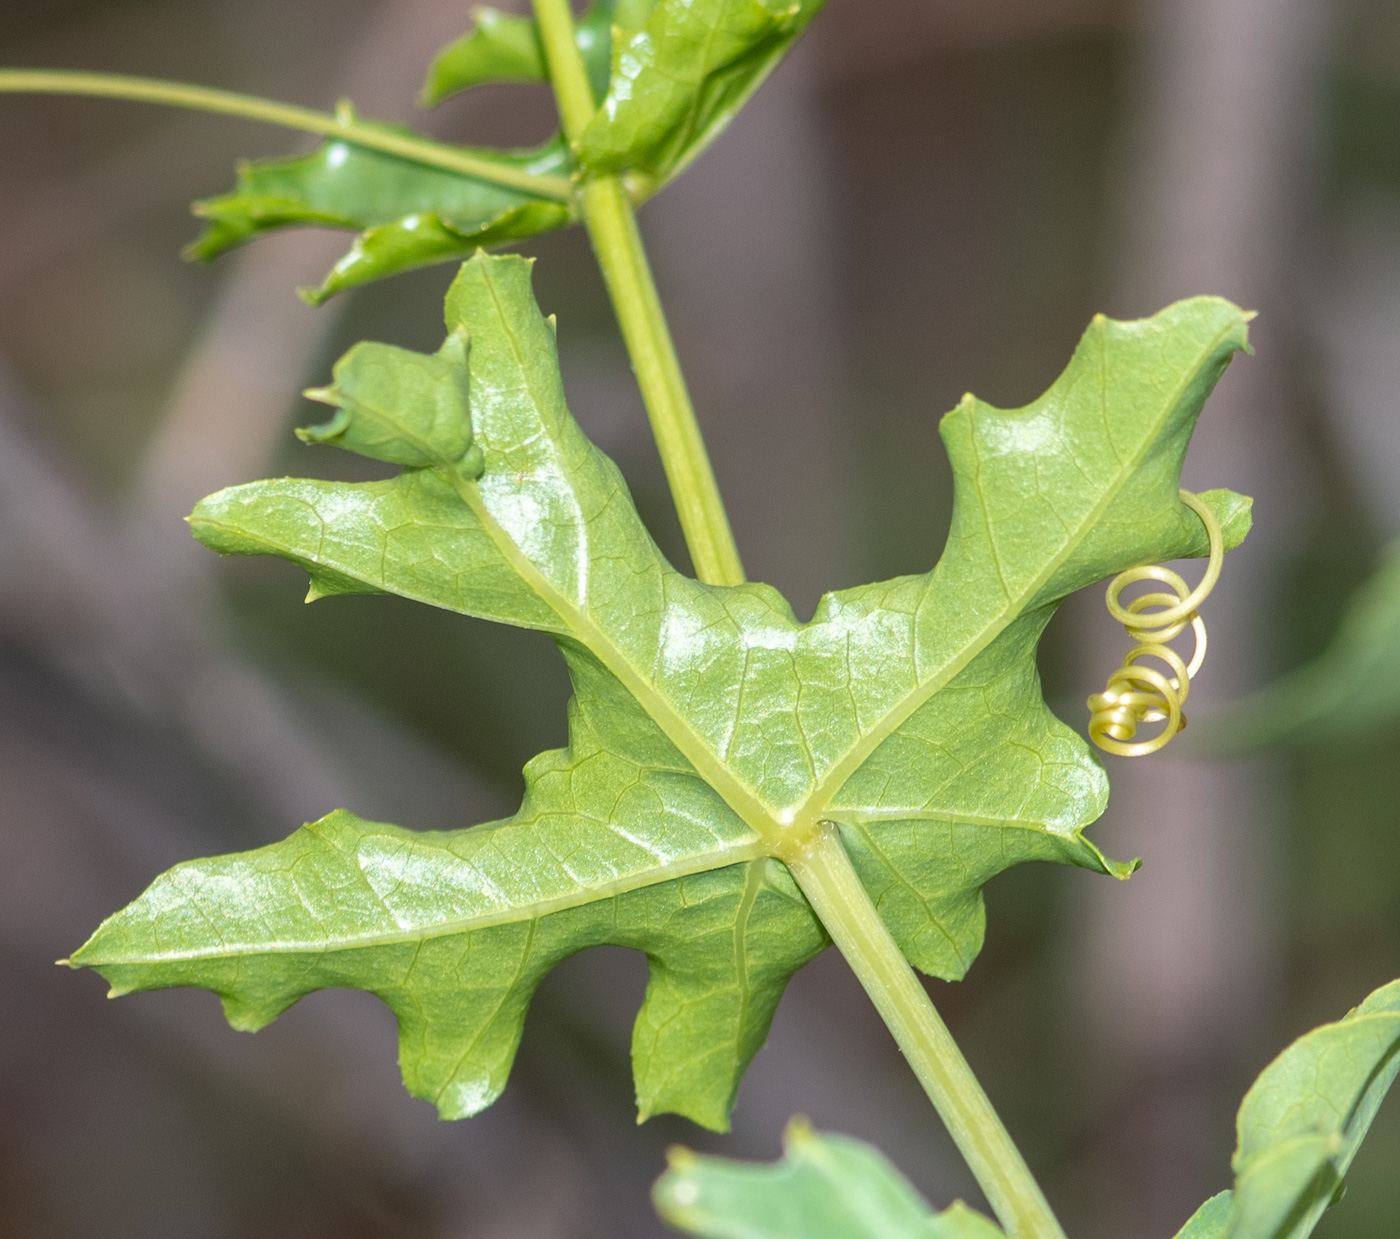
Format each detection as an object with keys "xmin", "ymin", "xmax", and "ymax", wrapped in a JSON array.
[{"xmin": 1087, "ymin": 489, "xmax": 1223, "ymax": 757}]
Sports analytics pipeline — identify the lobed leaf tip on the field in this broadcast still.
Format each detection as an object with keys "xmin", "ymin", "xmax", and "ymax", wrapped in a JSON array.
[
  {"xmin": 664, "ymin": 1144, "xmax": 699, "ymax": 1171},
  {"xmin": 302, "ymin": 383, "xmax": 335, "ymax": 404},
  {"xmin": 783, "ymin": 1114, "xmax": 815, "ymax": 1145}
]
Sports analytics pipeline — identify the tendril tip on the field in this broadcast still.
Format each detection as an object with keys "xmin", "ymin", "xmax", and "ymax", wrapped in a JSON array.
[{"xmin": 1087, "ymin": 489, "xmax": 1223, "ymax": 757}]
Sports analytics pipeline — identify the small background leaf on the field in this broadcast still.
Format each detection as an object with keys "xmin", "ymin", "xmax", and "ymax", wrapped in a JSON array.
[
  {"xmin": 653, "ymin": 1119, "xmax": 1005, "ymax": 1238},
  {"xmin": 1201, "ymin": 538, "xmax": 1400, "ymax": 749},
  {"xmin": 1171, "ymin": 978, "xmax": 1400, "ymax": 1239}
]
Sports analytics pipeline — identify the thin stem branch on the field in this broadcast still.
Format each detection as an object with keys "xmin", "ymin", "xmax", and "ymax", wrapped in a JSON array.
[
  {"xmin": 530, "ymin": 0, "xmax": 746, "ymax": 587},
  {"xmin": 785, "ymin": 823, "xmax": 1069, "ymax": 1239},
  {"xmin": 525, "ymin": 17, "xmax": 1057, "ymax": 1226},
  {"xmin": 576, "ymin": 179, "xmax": 746, "ymax": 586},
  {"xmin": 0, "ymin": 69, "xmax": 573, "ymax": 201}
]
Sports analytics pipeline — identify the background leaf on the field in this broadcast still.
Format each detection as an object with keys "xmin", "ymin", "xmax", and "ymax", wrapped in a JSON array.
[
  {"xmin": 71, "ymin": 257, "xmax": 1251, "ymax": 1130},
  {"xmin": 187, "ymin": 0, "xmax": 827, "ymax": 296},
  {"xmin": 1201, "ymin": 539, "xmax": 1400, "ymax": 749},
  {"xmin": 1171, "ymin": 978, "xmax": 1400, "ymax": 1239},
  {"xmin": 652, "ymin": 1118, "xmax": 1005, "ymax": 1238}
]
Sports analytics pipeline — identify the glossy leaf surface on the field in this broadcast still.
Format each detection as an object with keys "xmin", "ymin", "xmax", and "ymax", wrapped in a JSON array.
[
  {"xmin": 71, "ymin": 256, "xmax": 1251, "ymax": 1129},
  {"xmin": 1172, "ymin": 978, "xmax": 1400, "ymax": 1239},
  {"xmin": 187, "ymin": 120, "xmax": 573, "ymax": 302},
  {"xmin": 577, "ymin": 0, "xmax": 825, "ymax": 186},
  {"xmin": 1204, "ymin": 539, "xmax": 1400, "ymax": 749},
  {"xmin": 421, "ymin": 2, "xmax": 616, "ymax": 105},
  {"xmin": 189, "ymin": 0, "xmax": 828, "ymax": 295},
  {"xmin": 653, "ymin": 1119, "xmax": 1005, "ymax": 1238}
]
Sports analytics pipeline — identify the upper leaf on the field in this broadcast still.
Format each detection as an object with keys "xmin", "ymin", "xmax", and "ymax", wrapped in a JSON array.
[
  {"xmin": 421, "ymin": 8, "xmax": 550, "ymax": 101},
  {"xmin": 653, "ymin": 1118, "xmax": 1005, "ymax": 1238},
  {"xmin": 1201, "ymin": 538, "xmax": 1400, "ymax": 750},
  {"xmin": 1172, "ymin": 977, "xmax": 1400, "ymax": 1239},
  {"xmin": 187, "ymin": 0, "xmax": 827, "ymax": 296},
  {"xmin": 70, "ymin": 255, "xmax": 1251, "ymax": 1130},
  {"xmin": 186, "ymin": 115, "xmax": 574, "ymax": 303},
  {"xmin": 576, "ymin": 0, "xmax": 825, "ymax": 187},
  {"xmin": 421, "ymin": 3, "xmax": 617, "ymax": 106}
]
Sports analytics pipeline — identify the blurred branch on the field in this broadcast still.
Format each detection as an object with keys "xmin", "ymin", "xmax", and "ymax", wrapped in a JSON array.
[{"xmin": 812, "ymin": 0, "xmax": 1125, "ymax": 81}]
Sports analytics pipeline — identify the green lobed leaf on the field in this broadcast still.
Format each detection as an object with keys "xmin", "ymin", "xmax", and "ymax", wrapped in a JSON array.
[
  {"xmin": 1200, "ymin": 539, "xmax": 1400, "ymax": 750},
  {"xmin": 577, "ymin": 0, "xmax": 826, "ymax": 187},
  {"xmin": 1171, "ymin": 978, "xmax": 1400, "ymax": 1239},
  {"xmin": 297, "ymin": 329, "xmax": 484, "ymax": 474},
  {"xmin": 1175, "ymin": 1193, "xmax": 1235, "ymax": 1239},
  {"xmin": 71, "ymin": 255, "xmax": 1251, "ymax": 1129},
  {"xmin": 188, "ymin": 0, "xmax": 828, "ymax": 295},
  {"xmin": 186, "ymin": 114, "xmax": 574, "ymax": 303},
  {"xmin": 653, "ymin": 1118, "xmax": 1005, "ymax": 1238}
]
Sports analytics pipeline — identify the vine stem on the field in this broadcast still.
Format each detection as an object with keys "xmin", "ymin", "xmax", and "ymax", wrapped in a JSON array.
[
  {"xmin": 530, "ymin": 5, "xmax": 1064, "ymax": 1236},
  {"xmin": 785, "ymin": 823, "xmax": 1069, "ymax": 1239},
  {"xmin": 0, "ymin": 69, "xmax": 573, "ymax": 200},
  {"xmin": 531, "ymin": 0, "xmax": 746, "ymax": 588}
]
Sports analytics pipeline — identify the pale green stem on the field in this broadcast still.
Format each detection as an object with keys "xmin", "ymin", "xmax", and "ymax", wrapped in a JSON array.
[
  {"xmin": 576, "ymin": 178, "xmax": 746, "ymax": 586},
  {"xmin": 530, "ymin": 7, "xmax": 1060, "ymax": 1232},
  {"xmin": 0, "ymin": 69, "xmax": 573, "ymax": 200},
  {"xmin": 531, "ymin": 0, "xmax": 746, "ymax": 588},
  {"xmin": 786, "ymin": 823, "xmax": 1069, "ymax": 1239}
]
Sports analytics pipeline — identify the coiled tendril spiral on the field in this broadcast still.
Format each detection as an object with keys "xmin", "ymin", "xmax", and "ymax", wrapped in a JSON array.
[{"xmin": 1087, "ymin": 489, "xmax": 1223, "ymax": 757}]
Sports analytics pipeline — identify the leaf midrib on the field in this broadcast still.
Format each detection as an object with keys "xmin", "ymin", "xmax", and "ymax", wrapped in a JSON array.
[{"xmin": 91, "ymin": 838, "xmax": 768, "ymax": 964}]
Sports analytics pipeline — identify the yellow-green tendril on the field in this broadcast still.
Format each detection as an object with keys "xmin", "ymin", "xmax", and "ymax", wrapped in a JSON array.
[{"xmin": 1087, "ymin": 489, "xmax": 1223, "ymax": 757}]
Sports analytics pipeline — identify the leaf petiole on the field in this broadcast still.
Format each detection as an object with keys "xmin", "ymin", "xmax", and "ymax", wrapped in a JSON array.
[
  {"xmin": 785, "ymin": 823, "xmax": 1068, "ymax": 1239},
  {"xmin": 0, "ymin": 69, "xmax": 574, "ymax": 201}
]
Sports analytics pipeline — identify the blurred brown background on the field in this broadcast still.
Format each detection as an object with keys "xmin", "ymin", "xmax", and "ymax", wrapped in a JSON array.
[{"xmin": 1, "ymin": 0, "xmax": 1399, "ymax": 1235}]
